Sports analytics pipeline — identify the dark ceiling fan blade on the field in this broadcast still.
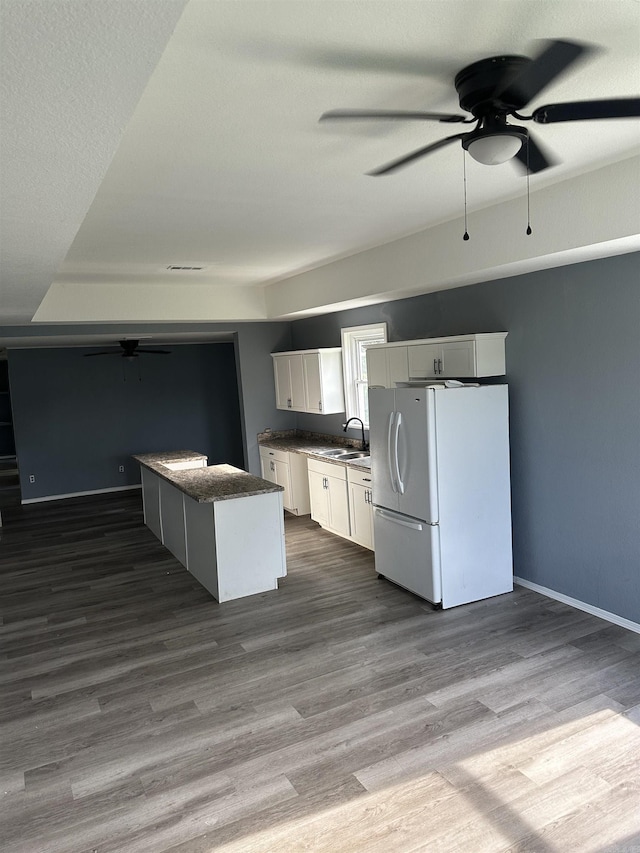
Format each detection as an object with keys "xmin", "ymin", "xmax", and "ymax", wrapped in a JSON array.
[
  {"xmin": 368, "ymin": 133, "xmax": 467, "ymax": 176},
  {"xmin": 320, "ymin": 109, "xmax": 469, "ymax": 124},
  {"xmin": 303, "ymin": 47, "xmax": 454, "ymax": 80},
  {"xmin": 135, "ymin": 348, "xmax": 171, "ymax": 355},
  {"xmin": 84, "ymin": 350, "xmax": 122, "ymax": 357},
  {"xmin": 497, "ymin": 39, "xmax": 591, "ymax": 110},
  {"xmin": 513, "ymin": 132, "xmax": 556, "ymax": 174},
  {"xmin": 532, "ymin": 97, "xmax": 640, "ymax": 124}
]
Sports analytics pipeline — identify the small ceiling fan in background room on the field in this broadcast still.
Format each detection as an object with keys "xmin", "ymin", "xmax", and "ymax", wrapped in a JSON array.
[
  {"xmin": 84, "ymin": 339, "xmax": 171, "ymax": 360},
  {"xmin": 84, "ymin": 339, "xmax": 171, "ymax": 380},
  {"xmin": 319, "ymin": 39, "xmax": 640, "ymax": 176}
]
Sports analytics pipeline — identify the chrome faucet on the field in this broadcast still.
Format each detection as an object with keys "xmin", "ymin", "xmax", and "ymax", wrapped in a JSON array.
[{"xmin": 343, "ymin": 417, "xmax": 369, "ymax": 452}]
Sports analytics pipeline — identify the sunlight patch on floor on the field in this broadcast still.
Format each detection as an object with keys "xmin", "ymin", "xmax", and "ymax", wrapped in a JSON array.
[{"xmin": 208, "ymin": 705, "xmax": 640, "ymax": 853}]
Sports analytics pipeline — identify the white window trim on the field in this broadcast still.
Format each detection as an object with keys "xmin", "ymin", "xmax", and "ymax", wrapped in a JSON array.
[{"xmin": 341, "ymin": 323, "xmax": 387, "ymax": 428}]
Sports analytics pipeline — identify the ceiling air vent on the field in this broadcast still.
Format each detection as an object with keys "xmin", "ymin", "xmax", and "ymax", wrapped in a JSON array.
[{"xmin": 166, "ymin": 265, "xmax": 206, "ymax": 271}]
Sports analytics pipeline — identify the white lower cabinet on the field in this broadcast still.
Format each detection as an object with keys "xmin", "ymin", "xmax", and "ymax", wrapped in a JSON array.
[
  {"xmin": 348, "ymin": 468, "xmax": 375, "ymax": 551},
  {"xmin": 259, "ymin": 446, "xmax": 311, "ymax": 516},
  {"xmin": 307, "ymin": 458, "xmax": 350, "ymax": 538}
]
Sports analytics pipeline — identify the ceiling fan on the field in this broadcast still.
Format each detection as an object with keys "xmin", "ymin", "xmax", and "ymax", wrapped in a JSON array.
[
  {"xmin": 84, "ymin": 339, "xmax": 171, "ymax": 360},
  {"xmin": 320, "ymin": 39, "xmax": 640, "ymax": 175}
]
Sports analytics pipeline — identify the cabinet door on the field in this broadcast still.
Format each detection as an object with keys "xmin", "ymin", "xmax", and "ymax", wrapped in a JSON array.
[
  {"xmin": 303, "ymin": 352, "xmax": 323, "ymax": 413},
  {"xmin": 367, "ymin": 347, "xmax": 388, "ymax": 388},
  {"xmin": 308, "ymin": 469, "xmax": 330, "ymax": 526},
  {"xmin": 327, "ymin": 475, "xmax": 350, "ymax": 537},
  {"xmin": 408, "ymin": 343, "xmax": 441, "ymax": 379},
  {"xmin": 273, "ymin": 356, "xmax": 293, "ymax": 409},
  {"xmin": 273, "ymin": 458, "xmax": 292, "ymax": 511},
  {"xmin": 349, "ymin": 482, "xmax": 374, "ymax": 549},
  {"xmin": 260, "ymin": 454, "xmax": 272, "ymax": 483},
  {"xmin": 273, "ymin": 355, "xmax": 305, "ymax": 410},
  {"xmin": 387, "ymin": 346, "xmax": 409, "ymax": 386},
  {"xmin": 440, "ymin": 340, "xmax": 476, "ymax": 377},
  {"xmin": 289, "ymin": 355, "xmax": 306, "ymax": 410}
]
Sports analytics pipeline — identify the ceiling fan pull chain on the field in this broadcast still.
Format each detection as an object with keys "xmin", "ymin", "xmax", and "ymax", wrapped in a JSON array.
[
  {"xmin": 526, "ymin": 141, "xmax": 532, "ymax": 236},
  {"xmin": 462, "ymin": 148, "xmax": 470, "ymax": 241}
]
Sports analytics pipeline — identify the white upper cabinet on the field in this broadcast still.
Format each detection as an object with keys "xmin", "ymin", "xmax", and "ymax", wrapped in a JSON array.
[
  {"xmin": 367, "ymin": 333, "xmax": 507, "ymax": 386},
  {"xmin": 273, "ymin": 353, "xmax": 306, "ymax": 411},
  {"xmin": 367, "ymin": 345, "xmax": 409, "ymax": 389},
  {"xmin": 272, "ymin": 348, "xmax": 344, "ymax": 414}
]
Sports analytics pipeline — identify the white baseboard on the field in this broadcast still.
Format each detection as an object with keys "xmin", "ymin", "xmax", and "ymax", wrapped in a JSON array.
[
  {"xmin": 514, "ymin": 576, "xmax": 640, "ymax": 635},
  {"xmin": 22, "ymin": 484, "xmax": 141, "ymax": 504}
]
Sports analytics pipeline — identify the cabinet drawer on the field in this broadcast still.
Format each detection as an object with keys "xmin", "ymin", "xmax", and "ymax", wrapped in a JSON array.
[
  {"xmin": 347, "ymin": 467, "xmax": 374, "ymax": 488},
  {"xmin": 307, "ymin": 457, "xmax": 347, "ymax": 481},
  {"xmin": 259, "ymin": 446, "xmax": 289, "ymax": 464}
]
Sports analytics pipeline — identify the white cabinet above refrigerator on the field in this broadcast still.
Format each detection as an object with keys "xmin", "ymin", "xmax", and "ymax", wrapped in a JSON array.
[{"xmin": 367, "ymin": 333, "xmax": 507, "ymax": 387}]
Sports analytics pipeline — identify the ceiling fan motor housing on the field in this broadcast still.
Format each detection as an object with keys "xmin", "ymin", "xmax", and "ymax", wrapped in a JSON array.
[{"xmin": 455, "ymin": 55, "xmax": 530, "ymax": 116}]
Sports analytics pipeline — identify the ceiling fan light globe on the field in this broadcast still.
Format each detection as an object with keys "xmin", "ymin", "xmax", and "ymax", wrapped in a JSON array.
[{"xmin": 466, "ymin": 134, "xmax": 523, "ymax": 165}]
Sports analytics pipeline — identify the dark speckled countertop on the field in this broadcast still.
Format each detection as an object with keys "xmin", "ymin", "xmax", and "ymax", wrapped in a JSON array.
[
  {"xmin": 133, "ymin": 451, "xmax": 283, "ymax": 503},
  {"xmin": 257, "ymin": 432, "xmax": 371, "ymax": 471}
]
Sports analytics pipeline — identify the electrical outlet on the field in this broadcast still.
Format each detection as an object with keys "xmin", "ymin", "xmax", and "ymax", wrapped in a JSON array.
[
  {"xmin": 118, "ymin": 465, "xmax": 125, "ymax": 473},
  {"xmin": 29, "ymin": 474, "xmax": 35, "ymax": 484}
]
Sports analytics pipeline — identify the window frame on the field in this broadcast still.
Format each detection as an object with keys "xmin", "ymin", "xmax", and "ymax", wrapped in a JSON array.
[{"xmin": 341, "ymin": 322, "xmax": 387, "ymax": 428}]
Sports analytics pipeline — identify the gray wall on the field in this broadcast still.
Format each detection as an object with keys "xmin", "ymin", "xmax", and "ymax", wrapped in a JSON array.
[
  {"xmin": 235, "ymin": 323, "xmax": 296, "ymax": 473},
  {"xmin": 291, "ymin": 252, "xmax": 640, "ymax": 623},
  {"xmin": 9, "ymin": 342, "xmax": 245, "ymax": 500}
]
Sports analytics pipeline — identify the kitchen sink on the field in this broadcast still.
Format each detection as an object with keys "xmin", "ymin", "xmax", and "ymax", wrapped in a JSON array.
[{"xmin": 316, "ymin": 448, "xmax": 370, "ymax": 460}]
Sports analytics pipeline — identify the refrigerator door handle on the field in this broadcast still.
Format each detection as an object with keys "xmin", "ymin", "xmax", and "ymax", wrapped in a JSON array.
[
  {"xmin": 387, "ymin": 411, "xmax": 397, "ymax": 493},
  {"xmin": 375, "ymin": 507, "xmax": 423, "ymax": 531},
  {"xmin": 393, "ymin": 412, "xmax": 404, "ymax": 495}
]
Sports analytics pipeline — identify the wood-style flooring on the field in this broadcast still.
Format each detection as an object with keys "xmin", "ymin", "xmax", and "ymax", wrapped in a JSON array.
[{"xmin": 1, "ymin": 491, "xmax": 639, "ymax": 853}]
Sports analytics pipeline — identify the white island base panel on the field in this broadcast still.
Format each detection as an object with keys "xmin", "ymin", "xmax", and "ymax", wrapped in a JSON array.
[
  {"xmin": 184, "ymin": 491, "xmax": 286, "ymax": 602},
  {"xmin": 136, "ymin": 454, "xmax": 287, "ymax": 604}
]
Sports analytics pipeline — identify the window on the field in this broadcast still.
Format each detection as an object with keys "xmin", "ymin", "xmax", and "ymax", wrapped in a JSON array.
[{"xmin": 341, "ymin": 323, "xmax": 387, "ymax": 427}]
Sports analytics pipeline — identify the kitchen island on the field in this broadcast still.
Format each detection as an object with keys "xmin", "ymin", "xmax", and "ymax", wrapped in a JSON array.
[{"xmin": 134, "ymin": 451, "xmax": 286, "ymax": 602}]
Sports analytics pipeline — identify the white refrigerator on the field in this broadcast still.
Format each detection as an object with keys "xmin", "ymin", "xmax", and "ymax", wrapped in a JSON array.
[{"xmin": 369, "ymin": 384, "xmax": 513, "ymax": 608}]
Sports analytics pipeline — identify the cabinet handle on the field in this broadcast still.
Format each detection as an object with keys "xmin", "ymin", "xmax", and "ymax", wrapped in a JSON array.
[
  {"xmin": 438, "ymin": 358, "xmax": 443, "ymax": 374},
  {"xmin": 287, "ymin": 398, "xmax": 292, "ymax": 408},
  {"xmin": 362, "ymin": 477, "xmax": 371, "ymax": 482},
  {"xmin": 318, "ymin": 401, "xmax": 322, "ymax": 411},
  {"xmin": 433, "ymin": 358, "xmax": 438, "ymax": 374}
]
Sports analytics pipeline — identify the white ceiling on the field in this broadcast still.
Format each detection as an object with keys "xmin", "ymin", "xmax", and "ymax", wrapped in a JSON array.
[{"xmin": 1, "ymin": 0, "xmax": 639, "ymax": 343}]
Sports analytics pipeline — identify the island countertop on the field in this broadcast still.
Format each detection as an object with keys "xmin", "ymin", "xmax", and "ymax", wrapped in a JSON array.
[{"xmin": 134, "ymin": 452, "xmax": 283, "ymax": 503}]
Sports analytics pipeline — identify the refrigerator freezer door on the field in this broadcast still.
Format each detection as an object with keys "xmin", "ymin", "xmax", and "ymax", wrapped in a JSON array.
[
  {"xmin": 373, "ymin": 507, "xmax": 442, "ymax": 604},
  {"xmin": 395, "ymin": 388, "xmax": 439, "ymax": 523},
  {"xmin": 433, "ymin": 385, "xmax": 513, "ymax": 608}
]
